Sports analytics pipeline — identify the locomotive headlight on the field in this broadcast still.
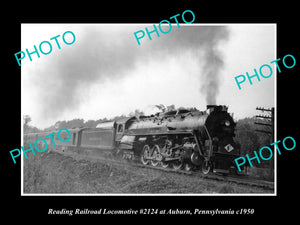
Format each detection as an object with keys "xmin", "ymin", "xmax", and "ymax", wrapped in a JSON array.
[{"xmin": 225, "ymin": 120, "xmax": 230, "ymax": 126}]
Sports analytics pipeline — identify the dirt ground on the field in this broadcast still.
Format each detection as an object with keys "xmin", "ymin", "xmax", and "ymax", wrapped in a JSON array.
[{"xmin": 23, "ymin": 151, "xmax": 273, "ymax": 194}]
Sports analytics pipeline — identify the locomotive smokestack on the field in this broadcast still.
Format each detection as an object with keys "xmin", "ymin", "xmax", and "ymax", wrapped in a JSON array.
[
  {"xmin": 206, "ymin": 105, "xmax": 228, "ymax": 114},
  {"xmin": 207, "ymin": 105, "xmax": 217, "ymax": 110},
  {"xmin": 207, "ymin": 105, "xmax": 217, "ymax": 114}
]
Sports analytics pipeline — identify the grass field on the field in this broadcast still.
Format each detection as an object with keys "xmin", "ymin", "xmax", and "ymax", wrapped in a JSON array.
[{"xmin": 23, "ymin": 151, "xmax": 274, "ymax": 194}]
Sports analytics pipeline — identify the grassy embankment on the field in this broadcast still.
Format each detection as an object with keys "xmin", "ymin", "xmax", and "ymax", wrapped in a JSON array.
[{"xmin": 23, "ymin": 151, "xmax": 273, "ymax": 194}]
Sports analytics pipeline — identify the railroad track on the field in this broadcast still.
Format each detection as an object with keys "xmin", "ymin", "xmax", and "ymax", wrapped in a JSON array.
[
  {"xmin": 134, "ymin": 163, "xmax": 274, "ymax": 190},
  {"xmin": 194, "ymin": 173, "xmax": 274, "ymax": 190},
  {"xmin": 52, "ymin": 149, "xmax": 274, "ymax": 191}
]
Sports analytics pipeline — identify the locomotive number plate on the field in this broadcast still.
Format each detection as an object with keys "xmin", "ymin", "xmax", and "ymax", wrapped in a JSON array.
[{"xmin": 224, "ymin": 144, "xmax": 234, "ymax": 152}]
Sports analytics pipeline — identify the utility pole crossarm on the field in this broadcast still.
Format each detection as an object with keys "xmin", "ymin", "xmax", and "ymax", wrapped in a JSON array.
[
  {"xmin": 256, "ymin": 107, "xmax": 273, "ymax": 112},
  {"xmin": 256, "ymin": 115, "xmax": 272, "ymax": 119}
]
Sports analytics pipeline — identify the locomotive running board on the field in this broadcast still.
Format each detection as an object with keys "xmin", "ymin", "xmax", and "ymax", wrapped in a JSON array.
[{"xmin": 126, "ymin": 129, "xmax": 194, "ymax": 136}]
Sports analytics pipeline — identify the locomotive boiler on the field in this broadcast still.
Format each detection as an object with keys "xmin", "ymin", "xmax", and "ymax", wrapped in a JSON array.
[{"xmin": 117, "ymin": 105, "xmax": 240, "ymax": 174}]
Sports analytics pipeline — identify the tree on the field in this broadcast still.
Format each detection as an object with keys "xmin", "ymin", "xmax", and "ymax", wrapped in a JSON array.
[
  {"xmin": 23, "ymin": 115, "xmax": 40, "ymax": 133},
  {"xmin": 67, "ymin": 118, "xmax": 84, "ymax": 128},
  {"xmin": 235, "ymin": 117, "xmax": 271, "ymax": 168},
  {"xmin": 23, "ymin": 115, "xmax": 31, "ymax": 133},
  {"xmin": 23, "ymin": 115, "xmax": 31, "ymax": 125},
  {"xmin": 84, "ymin": 119, "xmax": 97, "ymax": 128}
]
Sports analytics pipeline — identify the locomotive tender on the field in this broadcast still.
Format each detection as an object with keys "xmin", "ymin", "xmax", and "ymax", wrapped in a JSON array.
[{"xmin": 24, "ymin": 105, "xmax": 241, "ymax": 174}]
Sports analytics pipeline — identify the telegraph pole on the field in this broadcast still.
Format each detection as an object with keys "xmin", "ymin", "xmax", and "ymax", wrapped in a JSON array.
[
  {"xmin": 255, "ymin": 107, "xmax": 275, "ymax": 178},
  {"xmin": 255, "ymin": 107, "xmax": 274, "ymax": 140}
]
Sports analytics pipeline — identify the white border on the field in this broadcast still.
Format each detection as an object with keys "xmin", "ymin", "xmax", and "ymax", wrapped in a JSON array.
[{"xmin": 21, "ymin": 23, "xmax": 277, "ymax": 196}]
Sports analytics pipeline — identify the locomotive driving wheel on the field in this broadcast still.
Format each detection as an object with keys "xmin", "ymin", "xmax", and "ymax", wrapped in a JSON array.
[
  {"xmin": 172, "ymin": 159, "xmax": 183, "ymax": 170},
  {"xmin": 202, "ymin": 160, "xmax": 211, "ymax": 175},
  {"xmin": 150, "ymin": 145, "xmax": 161, "ymax": 167},
  {"xmin": 160, "ymin": 144, "xmax": 170, "ymax": 168},
  {"xmin": 141, "ymin": 145, "xmax": 151, "ymax": 165},
  {"xmin": 160, "ymin": 160, "xmax": 169, "ymax": 168}
]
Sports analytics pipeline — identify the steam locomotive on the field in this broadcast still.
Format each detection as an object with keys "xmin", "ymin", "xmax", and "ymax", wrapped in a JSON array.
[{"xmin": 24, "ymin": 105, "xmax": 241, "ymax": 174}]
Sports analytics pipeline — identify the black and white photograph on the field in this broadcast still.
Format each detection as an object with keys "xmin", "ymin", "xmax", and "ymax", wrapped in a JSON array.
[{"xmin": 21, "ymin": 24, "xmax": 276, "ymax": 195}]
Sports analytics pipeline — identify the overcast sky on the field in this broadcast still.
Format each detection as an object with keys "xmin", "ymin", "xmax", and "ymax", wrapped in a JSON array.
[{"xmin": 21, "ymin": 24, "xmax": 275, "ymax": 129}]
